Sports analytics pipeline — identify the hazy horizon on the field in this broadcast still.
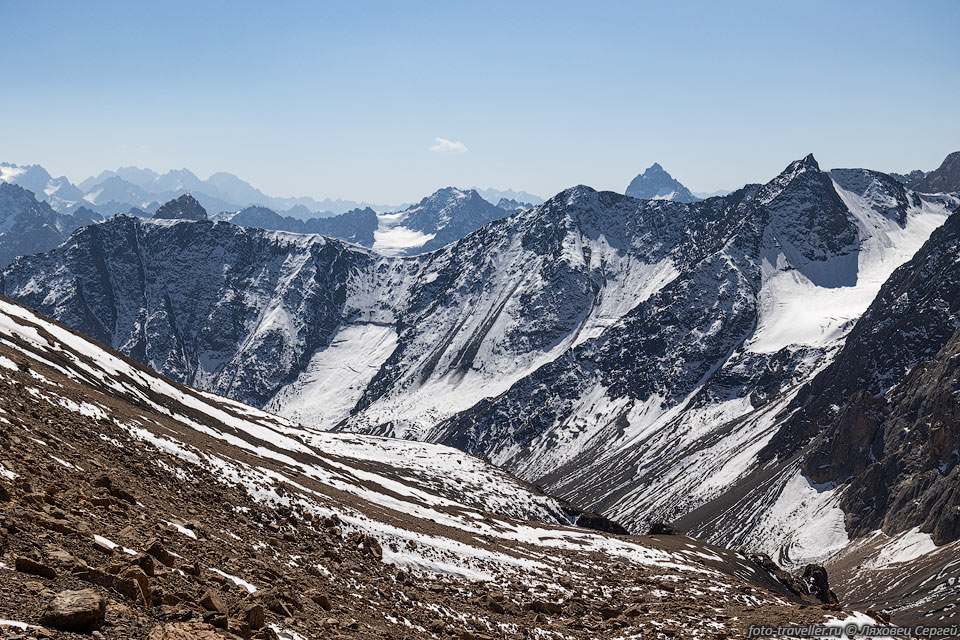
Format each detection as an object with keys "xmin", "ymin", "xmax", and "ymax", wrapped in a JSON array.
[{"xmin": 3, "ymin": 0, "xmax": 958, "ymax": 203}]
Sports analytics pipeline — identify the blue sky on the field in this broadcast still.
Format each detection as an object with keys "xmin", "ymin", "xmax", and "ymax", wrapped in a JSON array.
[{"xmin": 2, "ymin": 0, "xmax": 958, "ymax": 204}]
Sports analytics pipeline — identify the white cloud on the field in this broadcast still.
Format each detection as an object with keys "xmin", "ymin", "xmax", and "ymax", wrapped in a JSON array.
[{"xmin": 429, "ymin": 137, "xmax": 468, "ymax": 153}]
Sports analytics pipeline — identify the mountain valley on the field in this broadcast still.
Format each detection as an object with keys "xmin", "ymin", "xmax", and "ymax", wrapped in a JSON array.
[{"xmin": 0, "ymin": 150, "xmax": 958, "ymax": 631}]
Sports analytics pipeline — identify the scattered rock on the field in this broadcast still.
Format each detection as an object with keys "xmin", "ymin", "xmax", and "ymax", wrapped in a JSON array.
[
  {"xmin": 528, "ymin": 600, "xmax": 563, "ymax": 615},
  {"xmin": 310, "ymin": 592, "xmax": 332, "ymax": 611},
  {"xmin": 242, "ymin": 603, "xmax": 265, "ymax": 630},
  {"xmin": 15, "ymin": 556, "xmax": 57, "ymax": 579},
  {"xmin": 92, "ymin": 537, "xmax": 115, "ymax": 555},
  {"xmin": 39, "ymin": 589, "xmax": 106, "ymax": 632},
  {"xmin": 199, "ymin": 589, "xmax": 228, "ymax": 615},
  {"xmin": 600, "ymin": 606, "xmax": 622, "ymax": 619},
  {"xmin": 148, "ymin": 622, "xmax": 222, "ymax": 639},
  {"xmin": 144, "ymin": 538, "xmax": 176, "ymax": 567},
  {"xmin": 74, "ymin": 566, "xmax": 141, "ymax": 600},
  {"xmin": 121, "ymin": 565, "xmax": 152, "ymax": 608}
]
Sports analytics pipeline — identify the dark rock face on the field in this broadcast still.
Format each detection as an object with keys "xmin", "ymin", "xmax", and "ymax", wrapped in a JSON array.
[
  {"xmin": 762, "ymin": 205, "xmax": 960, "ymax": 544},
  {"xmin": 0, "ymin": 183, "xmax": 102, "ymax": 267},
  {"xmin": 0, "ymin": 216, "xmax": 366, "ymax": 406},
  {"xmin": 911, "ymin": 151, "xmax": 960, "ymax": 194},
  {"xmin": 747, "ymin": 554, "xmax": 838, "ymax": 605},
  {"xmin": 153, "ymin": 194, "xmax": 208, "ymax": 220},
  {"xmin": 890, "ymin": 169, "xmax": 926, "ymax": 185},
  {"xmin": 625, "ymin": 163, "xmax": 700, "ymax": 203},
  {"xmin": 228, "ymin": 205, "xmax": 378, "ymax": 246}
]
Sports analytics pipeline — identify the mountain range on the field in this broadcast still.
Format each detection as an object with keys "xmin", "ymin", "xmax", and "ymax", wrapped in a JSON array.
[
  {"xmin": 1, "ymin": 162, "xmax": 400, "ymax": 219},
  {"xmin": 1, "ymin": 151, "xmax": 959, "ymax": 625},
  {"xmin": 472, "ymin": 187, "xmax": 545, "ymax": 207}
]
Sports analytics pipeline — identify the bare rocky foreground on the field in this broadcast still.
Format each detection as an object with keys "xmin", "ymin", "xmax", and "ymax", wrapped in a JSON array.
[{"xmin": 0, "ymin": 296, "xmax": 873, "ymax": 639}]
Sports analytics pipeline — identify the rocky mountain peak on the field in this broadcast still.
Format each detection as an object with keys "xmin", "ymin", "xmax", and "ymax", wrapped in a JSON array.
[
  {"xmin": 152, "ymin": 194, "xmax": 208, "ymax": 221},
  {"xmin": 625, "ymin": 163, "xmax": 699, "ymax": 203},
  {"xmin": 913, "ymin": 150, "xmax": 960, "ymax": 194}
]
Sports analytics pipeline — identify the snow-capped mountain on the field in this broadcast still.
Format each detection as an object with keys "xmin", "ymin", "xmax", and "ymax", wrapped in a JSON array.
[
  {"xmin": 2, "ymin": 155, "xmax": 958, "ymax": 622},
  {"xmin": 692, "ymin": 189, "xmax": 733, "ymax": 199},
  {"xmin": 373, "ymin": 187, "xmax": 512, "ymax": 255},
  {"xmin": 625, "ymin": 163, "xmax": 700, "ymax": 202},
  {"xmin": 0, "ymin": 183, "xmax": 101, "ymax": 267},
  {"xmin": 79, "ymin": 166, "xmax": 397, "ymax": 216},
  {"xmin": 678, "ymin": 199, "xmax": 960, "ymax": 621},
  {"xmin": 889, "ymin": 150, "xmax": 960, "ymax": 195},
  {"xmin": 1, "ymin": 162, "xmax": 86, "ymax": 211},
  {"xmin": 6, "ymin": 161, "xmax": 402, "ymax": 220},
  {"xmin": 214, "ymin": 188, "xmax": 509, "ymax": 255}
]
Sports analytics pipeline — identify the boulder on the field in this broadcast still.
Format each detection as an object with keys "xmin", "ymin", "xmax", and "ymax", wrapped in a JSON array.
[
  {"xmin": 144, "ymin": 539, "xmax": 176, "ymax": 567},
  {"xmin": 73, "ymin": 566, "xmax": 141, "ymax": 600},
  {"xmin": 242, "ymin": 603, "xmax": 265, "ymax": 630},
  {"xmin": 121, "ymin": 565, "xmax": 152, "ymax": 608},
  {"xmin": 802, "ymin": 564, "xmax": 839, "ymax": 604},
  {"xmin": 199, "ymin": 589, "xmax": 228, "ymax": 615},
  {"xmin": 39, "ymin": 589, "xmax": 105, "ymax": 632},
  {"xmin": 15, "ymin": 556, "xmax": 57, "ymax": 579},
  {"xmin": 527, "ymin": 600, "xmax": 563, "ymax": 615}
]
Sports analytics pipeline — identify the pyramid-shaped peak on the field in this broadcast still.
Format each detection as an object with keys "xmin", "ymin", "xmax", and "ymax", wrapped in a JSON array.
[
  {"xmin": 626, "ymin": 164, "xmax": 699, "ymax": 203},
  {"xmin": 153, "ymin": 194, "xmax": 207, "ymax": 220}
]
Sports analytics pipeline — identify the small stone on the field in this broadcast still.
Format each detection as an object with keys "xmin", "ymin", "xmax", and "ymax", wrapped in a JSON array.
[
  {"xmin": 310, "ymin": 593, "xmax": 332, "ymax": 611},
  {"xmin": 134, "ymin": 553, "xmax": 156, "ymax": 576},
  {"xmin": 15, "ymin": 556, "xmax": 57, "ymax": 579},
  {"xmin": 148, "ymin": 622, "xmax": 222, "ymax": 639},
  {"xmin": 600, "ymin": 606, "xmax": 622, "ymax": 620},
  {"xmin": 93, "ymin": 538, "xmax": 115, "ymax": 555},
  {"xmin": 39, "ymin": 589, "xmax": 106, "ymax": 632}
]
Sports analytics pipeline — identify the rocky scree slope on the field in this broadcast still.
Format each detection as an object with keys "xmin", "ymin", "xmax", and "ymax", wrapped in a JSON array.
[{"xmin": 0, "ymin": 296, "xmax": 864, "ymax": 638}]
